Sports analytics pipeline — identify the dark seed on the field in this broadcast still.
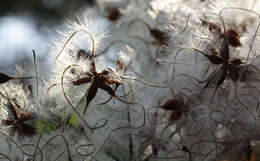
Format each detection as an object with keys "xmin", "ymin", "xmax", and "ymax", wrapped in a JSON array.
[{"xmin": 107, "ymin": 9, "xmax": 122, "ymax": 22}]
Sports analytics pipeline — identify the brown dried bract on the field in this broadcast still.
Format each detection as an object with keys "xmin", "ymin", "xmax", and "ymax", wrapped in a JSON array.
[
  {"xmin": 150, "ymin": 28, "xmax": 170, "ymax": 46},
  {"xmin": 204, "ymin": 54, "xmax": 224, "ymax": 65},
  {"xmin": 107, "ymin": 9, "xmax": 122, "ymax": 22},
  {"xmin": 1, "ymin": 101, "xmax": 36, "ymax": 140},
  {"xmin": 161, "ymin": 95, "xmax": 186, "ymax": 111},
  {"xmin": 199, "ymin": 27, "xmax": 245, "ymax": 104},
  {"xmin": 0, "ymin": 72, "xmax": 33, "ymax": 84},
  {"xmin": 201, "ymin": 19, "xmax": 221, "ymax": 33},
  {"xmin": 116, "ymin": 60, "xmax": 125, "ymax": 71},
  {"xmin": 161, "ymin": 95, "xmax": 189, "ymax": 122},
  {"xmin": 221, "ymin": 29, "xmax": 242, "ymax": 47},
  {"xmin": 0, "ymin": 73, "xmax": 14, "ymax": 84},
  {"xmin": 230, "ymin": 58, "xmax": 244, "ymax": 66},
  {"xmin": 210, "ymin": 48, "xmax": 218, "ymax": 55}
]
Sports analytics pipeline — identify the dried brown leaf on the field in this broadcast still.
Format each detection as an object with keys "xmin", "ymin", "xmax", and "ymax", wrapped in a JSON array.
[{"xmin": 0, "ymin": 73, "xmax": 13, "ymax": 84}]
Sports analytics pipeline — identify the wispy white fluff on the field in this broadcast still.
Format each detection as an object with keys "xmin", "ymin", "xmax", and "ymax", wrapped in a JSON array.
[{"xmin": 51, "ymin": 14, "xmax": 110, "ymax": 62}]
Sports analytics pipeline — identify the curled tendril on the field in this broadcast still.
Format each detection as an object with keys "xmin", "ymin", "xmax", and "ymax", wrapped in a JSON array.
[
  {"xmin": 97, "ymin": 81, "xmax": 134, "ymax": 106},
  {"xmin": 47, "ymin": 83, "xmax": 57, "ymax": 97},
  {"xmin": 189, "ymin": 112, "xmax": 219, "ymax": 159},
  {"xmin": 17, "ymin": 144, "xmax": 43, "ymax": 161},
  {"xmin": 32, "ymin": 119, "xmax": 55, "ymax": 161},
  {"xmin": 53, "ymin": 152, "xmax": 65, "ymax": 161},
  {"xmin": 47, "ymin": 63, "xmax": 84, "ymax": 95},
  {"xmin": 88, "ymin": 102, "xmax": 146, "ymax": 161},
  {"xmin": 95, "ymin": 40, "xmax": 135, "ymax": 58},
  {"xmin": 191, "ymin": 33, "xmax": 220, "ymax": 51},
  {"xmin": 56, "ymin": 29, "xmax": 95, "ymax": 60},
  {"xmin": 209, "ymin": 109, "xmax": 234, "ymax": 133},
  {"xmin": 233, "ymin": 83, "xmax": 257, "ymax": 129},
  {"xmin": 127, "ymin": 19, "xmax": 153, "ymax": 43},
  {"xmin": 136, "ymin": 138, "xmax": 169, "ymax": 160},
  {"xmin": 120, "ymin": 76, "xmax": 168, "ymax": 88},
  {"xmin": 61, "ymin": 64, "xmax": 93, "ymax": 130},
  {"xmin": 0, "ymin": 130, "xmax": 18, "ymax": 146},
  {"xmin": 75, "ymin": 143, "xmax": 96, "ymax": 156},
  {"xmin": 39, "ymin": 134, "xmax": 73, "ymax": 161},
  {"xmin": 92, "ymin": 118, "xmax": 108, "ymax": 130}
]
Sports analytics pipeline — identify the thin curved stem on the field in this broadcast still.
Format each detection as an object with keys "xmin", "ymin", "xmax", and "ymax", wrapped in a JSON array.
[
  {"xmin": 75, "ymin": 144, "xmax": 96, "ymax": 156},
  {"xmin": 191, "ymin": 33, "xmax": 220, "ymax": 52},
  {"xmin": 32, "ymin": 50, "xmax": 39, "ymax": 112},
  {"xmin": 120, "ymin": 76, "xmax": 168, "ymax": 88},
  {"xmin": 18, "ymin": 144, "xmax": 43, "ymax": 161},
  {"xmin": 61, "ymin": 64, "xmax": 92, "ymax": 130},
  {"xmin": 89, "ymin": 102, "xmax": 146, "ymax": 161},
  {"xmin": 56, "ymin": 29, "xmax": 95, "ymax": 60},
  {"xmin": 177, "ymin": 13, "xmax": 192, "ymax": 35},
  {"xmin": 0, "ymin": 152, "xmax": 11, "ymax": 161},
  {"xmin": 33, "ymin": 120, "xmax": 52, "ymax": 161},
  {"xmin": 40, "ymin": 134, "xmax": 73, "ymax": 161},
  {"xmin": 53, "ymin": 152, "xmax": 65, "ymax": 161},
  {"xmin": 92, "ymin": 118, "xmax": 108, "ymax": 130}
]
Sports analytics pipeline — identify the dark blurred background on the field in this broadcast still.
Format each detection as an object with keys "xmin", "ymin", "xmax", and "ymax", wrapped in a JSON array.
[
  {"xmin": 0, "ymin": 0, "xmax": 95, "ymax": 73},
  {"xmin": 0, "ymin": 0, "xmax": 95, "ymax": 20}
]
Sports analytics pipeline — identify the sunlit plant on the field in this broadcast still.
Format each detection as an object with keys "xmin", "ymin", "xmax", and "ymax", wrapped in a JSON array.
[{"xmin": 1, "ymin": 0, "xmax": 260, "ymax": 160}]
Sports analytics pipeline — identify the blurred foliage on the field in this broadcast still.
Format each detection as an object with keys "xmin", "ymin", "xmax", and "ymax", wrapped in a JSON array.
[
  {"xmin": 0, "ymin": 0, "xmax": 96, "ymax": 21},
  {"xmin": 69, "ymin": 113, "xmax": 80, "ymax": 127},
  {"xmin": 36, "ymin": 119, "xmax": 58, "ymax": 135},
  {"xmin": 0, "ymin": 0, "xmax": 97, "ymax": 73}
]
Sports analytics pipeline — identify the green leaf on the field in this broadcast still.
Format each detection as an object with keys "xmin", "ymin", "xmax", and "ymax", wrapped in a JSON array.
[
  {"xmin": 36, "ymin": 119, "xmax": 57, "ymax": 135},
  {"xmin": 69, "ymin": 114, "xmax": 79, "ymax": 127}
]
